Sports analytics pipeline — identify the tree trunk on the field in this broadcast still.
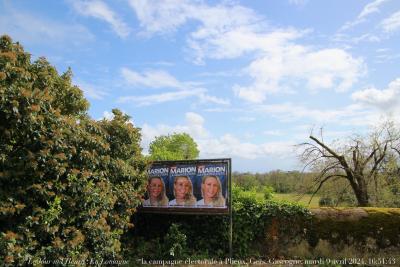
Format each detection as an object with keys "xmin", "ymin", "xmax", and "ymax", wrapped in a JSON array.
[{"xmin": 352, "ymin": 181, "xmax": 369, "ymax": 206}]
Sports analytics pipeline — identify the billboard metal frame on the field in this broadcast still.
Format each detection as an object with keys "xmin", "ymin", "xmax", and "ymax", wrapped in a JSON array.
[
  {"xmin": 137, "ymin": 158, "xmax": 233, "ymax": 257},
  {"xmin": 139, "ymin": 158, "xmax": 231, "ymax": 215}
]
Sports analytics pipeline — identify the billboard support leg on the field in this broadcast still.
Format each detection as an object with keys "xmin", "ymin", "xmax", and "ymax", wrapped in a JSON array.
[{"xmin": 229, "ymin": 159, "xmax": 233, "ymax": 259}]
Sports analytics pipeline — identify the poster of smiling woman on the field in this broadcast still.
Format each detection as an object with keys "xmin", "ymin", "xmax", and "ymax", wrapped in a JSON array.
[
  {"xmin": 143, "ymin": 165, "xmax": 170, "ymax": 207},
  {"xmin": 168, "ymin": 165, "xmax": 197, "ymax": 207},
  {"xmin": 195, "ymin": 163, "xmax": 227, "ymax": 208},
  {"xmin": 141, "ymin": 159, "xmax": 231, "ymax": 214}
]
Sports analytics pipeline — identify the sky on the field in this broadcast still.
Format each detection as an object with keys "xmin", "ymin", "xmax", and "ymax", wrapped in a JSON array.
[{"xmin": 1, "ymin": 0, "xmax": 400, "ymax": 172}]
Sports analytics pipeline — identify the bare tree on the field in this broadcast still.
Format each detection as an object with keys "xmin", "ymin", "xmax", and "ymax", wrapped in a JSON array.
[{"xmin": 298, "ymin": 122, "xmax": 400, "ymax": 207}]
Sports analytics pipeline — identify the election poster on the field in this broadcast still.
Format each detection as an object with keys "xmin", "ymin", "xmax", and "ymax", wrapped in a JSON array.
[
  {"xmin": 140, "ymin": 158, "xmax": 231, "ymax": 214},
  {"xmin": 143, "ymin": 165, "xmax": 170, "ymax": 207},
  {"xmin": 194, "ymin": 163, "xmax": 227, "ymax": 207}
]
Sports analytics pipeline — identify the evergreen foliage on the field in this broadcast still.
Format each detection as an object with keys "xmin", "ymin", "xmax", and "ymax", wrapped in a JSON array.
[{"xmin": 0, "ymin": 35, "xmax": 147, "ymax": 265}]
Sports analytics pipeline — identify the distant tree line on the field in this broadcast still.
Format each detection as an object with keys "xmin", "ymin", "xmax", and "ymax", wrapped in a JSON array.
[
  {"xmin": 233, "ymin": 167, "xmax": 400, "ymax": 208},
  {"xmin": 233, "ymin": 170, "xmax": 309, "ymax": 193}
]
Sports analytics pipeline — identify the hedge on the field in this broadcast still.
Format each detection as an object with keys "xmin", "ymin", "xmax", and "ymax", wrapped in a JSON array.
[
  {"xmin": 308, "ymin": 207, "xmax": 400, "ymax": 250},
  {"xmin": 126, "ymin": 189, "xmax": 400, "ymax": 261}
]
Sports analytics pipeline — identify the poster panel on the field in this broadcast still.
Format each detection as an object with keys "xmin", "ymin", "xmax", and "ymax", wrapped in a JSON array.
[{"xmin": 140, "ymin": 158, "xmax": 231, "ymax": 215}]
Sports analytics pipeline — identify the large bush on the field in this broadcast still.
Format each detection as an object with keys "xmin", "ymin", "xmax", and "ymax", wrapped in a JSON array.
[{"xmin": 0, "ymin": 35, "xmax": 147, "ymax": 264}]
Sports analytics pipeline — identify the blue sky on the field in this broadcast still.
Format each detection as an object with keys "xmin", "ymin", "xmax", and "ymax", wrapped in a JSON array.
[{"xmin": 1, "ymin": 0, "xmax": 400, "ymax": 172}]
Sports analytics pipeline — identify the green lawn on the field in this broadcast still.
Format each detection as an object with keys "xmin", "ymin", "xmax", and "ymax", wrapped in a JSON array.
[{"xmin": 273, "ymin": 193, "xmax": 320, "ymax": 207}]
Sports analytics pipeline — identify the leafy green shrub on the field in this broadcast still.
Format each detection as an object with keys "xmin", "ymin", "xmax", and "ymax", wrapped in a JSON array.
[
  {"xmin": 163, "ymin": 224, "xmax": 189, "ymax": 259},
  {"xmin": 263, "ymin": 200, "xmax": 312, "ymax": 257},
  {"xmin": 262, "ymin": 185, "xmax": 274, "ymax": 200},
  {"xmin": 124, "ymin": 212, "xmax": 229, "ymax": 261},
  {"xmin": 231, "ymin": 184, "xmax": 268, "ymax": 257},
  {"xmin": 0, "ymin": 35, "xmax": 147, "ymax": 265}
]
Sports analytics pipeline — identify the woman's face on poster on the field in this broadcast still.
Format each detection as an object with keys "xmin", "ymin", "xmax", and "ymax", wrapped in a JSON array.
[
  {"xmin": 175, "ymin": 177, "xmax": 190, "ymax": 199},
  {"xmin": 148, "ymin": 178, "xmax": 162, "ymax": 198},
  {"xmin": 203, "ymin": 176, "xmax": 219, "ymax": 199}
]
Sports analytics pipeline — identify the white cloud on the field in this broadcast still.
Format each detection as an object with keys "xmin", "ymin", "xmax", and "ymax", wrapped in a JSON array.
[
  {"xmin": 234, "ymin": 48, "xmax": 364, "ymax": 103},
  {"xmin": 352, "ymin": 78, "xmax": 400, "ymax": 111},
  {"xmin": 197, "ymin": 94, "xmax": 230, "ymax": 105},
  {"xmin": 141, "ymin": 113, "xmax": 295, "ymax": 160},
  {"xmin": 140, "ymin": 112, "xmax": 209, "ymax": 152},
  {"xmin": 264, "ymin": 130, "xmax": 282, "ymax": 136},
  {"xmin": 261, "ymin": 103, "xmax": 390, "ymax": 128},
  {"xmin": 200, "ymin": 134, "xmax": 260, "ymax": 159},
  {"xmin": 375, "ymin": 51, "xmax": 400, "ymax": 63},
  {"xmin": 118, "ymin": 88, "xmax": 229, "ymax": 107},
  {"xmin": 0, "ymin": 8, "xmax": 93, "ymax": 46},
  {"xmin": 185, "ymin": 112, "xmax": 209, "ymax": 139},
  {"xmin": 377, "ymin": 48, "xmax": 390, "ymax": 53},
  {"xmin": 121, "ymin": 68, "xmax": 184, "ymax": 89},
  {"xmin": 381, "ymin": 10, "xmax": 400, "ymax": 32},
  {"xmin": 128, "ymin": 0, "xmax": 263, "ymax": 63},
  {"xmin": 236, "ymin": 117, "xmax": 256, "ymax": 122},
  {"xmin": 75, "ymin": 80, "xmax": 108, "ymax": 100},
  {"xmin": 71, "ymin": 0, "xmax": 130, "ymax": 38},
  {"xmin": 129, "ymin": 1, "xmax": 364, "ymax": 102},
  {"xmin": 128, "ymin": 0, "xmax": 192, "ymax": 34},
  {"xmin": 101, "ymin": 111, "xmax": 114, "ymax": 120},
  {"xmin": 189, "ymin": 27, "xmax": 305, "ymax": 63},
  {"xmin": 288, "ymin": 0, "xmax": 308, "ymax": 6},
  {"xmin": 351, "ymin": 33, "xmax": 381, "ymax": 44},
  {"xmin": 340, "ymin": 0, "xmax": 388, "ymax": 31},
  {"xmin": 261, "ymin": 141, "xmax": 295, "ymax": 157},
  {"xmin": 119, "ymin": 67, "xmax": 230, "ymax": 106},
  {"xmin": 185, "ymin": 112, "xmax": 204, "ymax": 125},
  {"xmin": 255, "ymin": 102, "xmax": 373, "ymax": 125},
  {"xmin": 128, "ymin": 0, "xmax": 259, "ymax": 36},
  {"xmin": 198, "ymin": 135, "xmax": 295, "ymax": 159},
  {"xmin": 118, "ymin": 89, "xmax": 204, "ymax": 106},
  {"xmin": 359, "ymin": 0, "xmax": 388, "ymax": 19}
]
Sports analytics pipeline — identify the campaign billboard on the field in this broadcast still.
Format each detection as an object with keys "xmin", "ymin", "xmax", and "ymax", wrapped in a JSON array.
[{"xmin": 140, "ymin": 158, "xmax": 231, "ymax": 215}]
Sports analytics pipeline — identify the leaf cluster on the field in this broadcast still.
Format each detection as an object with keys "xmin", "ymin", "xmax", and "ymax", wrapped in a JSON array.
[{"xmin": 148, "ymin": 133, "xmax": 199, "ymax": 160}]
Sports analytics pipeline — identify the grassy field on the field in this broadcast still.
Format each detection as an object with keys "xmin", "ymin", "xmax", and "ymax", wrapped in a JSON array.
[{"xmin": 273, "ymin": 193, "xmax": 320, "ymax": 208}]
